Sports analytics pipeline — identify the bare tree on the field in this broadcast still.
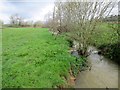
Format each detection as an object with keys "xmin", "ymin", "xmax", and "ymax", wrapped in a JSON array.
[
  {"xmin": 9, "ymin": 14, "xmax": 24, "ymax": 27},
  {"xmin": 50, "ymin": 1, "xmax": 116, "ymax": 55},
  {"xmin": 0, "ymin": 20, "xmax": 3, "ymax": 29},
  {"xmin": 34, "ymin": 21, "xmax": 43, "ymax": 28}
]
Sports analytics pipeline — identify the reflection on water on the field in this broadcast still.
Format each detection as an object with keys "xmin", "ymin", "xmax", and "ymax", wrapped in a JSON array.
[{"xmin": 75, "ymin": 46, "xmax": 118, "ymax": 88}]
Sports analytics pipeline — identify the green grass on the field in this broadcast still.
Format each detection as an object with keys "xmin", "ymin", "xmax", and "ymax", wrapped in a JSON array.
[
  {"xmin": 2, "ymin": 28, "xmax": 79, "ymax": 88},
  {"xmin": 90, "ymin": 23, "xmax": 118, "ymax": 46}
]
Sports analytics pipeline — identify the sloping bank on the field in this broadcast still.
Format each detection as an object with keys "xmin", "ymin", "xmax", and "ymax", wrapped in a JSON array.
[
  {"xmin": 90, "ymin": 23, "xmax": 119, "ymax": 63},
  {"xmin": 2, "ymin": 28, "xmax": 86, "ymax": 88}
]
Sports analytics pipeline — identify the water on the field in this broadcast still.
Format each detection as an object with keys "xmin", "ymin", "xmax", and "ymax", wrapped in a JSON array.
[
  {"xmin": 74, "ymin": 46, "xmax": 119, "ymax": 88},
  {"xmin": 71, "ymin": 50, "xmax": 80, "ymax": 58}
]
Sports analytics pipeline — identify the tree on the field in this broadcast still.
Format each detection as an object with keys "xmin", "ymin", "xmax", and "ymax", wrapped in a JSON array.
[
  {"xmin": 9, "ymin": 14, "xmax": 24, "ymax": 27},
  {"xmin": 50, "ymin": 1, "xmax": 116, "ymax": 56},
  {"xmin": 34, "ymin": 21, "xmax": 43, "ymax": 28},
  {"xmin": 0, "ymin": 20, "xmax": 3, "ymax": 28}
]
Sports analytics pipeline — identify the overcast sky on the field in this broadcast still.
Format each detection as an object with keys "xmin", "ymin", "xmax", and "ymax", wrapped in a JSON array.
[
  {"xmin": 0, "ymin": 0, "xmax": 55, "ymax": 24},
  {"xmin": 0, "ymin": 0, "xmax": 118, "ymax": 24}
]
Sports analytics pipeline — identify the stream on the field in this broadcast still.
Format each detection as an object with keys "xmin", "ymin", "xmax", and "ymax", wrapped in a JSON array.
[{"xmin": 74, "ymin": 46, "xmax": 119, "ymax": 88}]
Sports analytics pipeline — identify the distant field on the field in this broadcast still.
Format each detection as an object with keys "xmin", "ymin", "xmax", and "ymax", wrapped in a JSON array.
[{"xmin": 2, "ymin": 28, "xmax": 78, "ymax": 88}]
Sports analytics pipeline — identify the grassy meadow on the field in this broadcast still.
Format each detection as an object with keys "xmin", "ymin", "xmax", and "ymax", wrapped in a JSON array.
[
  {"xmin": 2, "ymin": 23, "xmax": 119, "ymax": 88},
  {"xmin": 2, "ymin": 28, "xmax": 85, "ymax": 88}
]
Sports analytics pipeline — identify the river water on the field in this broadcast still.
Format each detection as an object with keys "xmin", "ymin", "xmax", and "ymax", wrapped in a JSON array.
[{"xmin": 74, "ymin": 46, "xmax": 119, "ymax": 88}]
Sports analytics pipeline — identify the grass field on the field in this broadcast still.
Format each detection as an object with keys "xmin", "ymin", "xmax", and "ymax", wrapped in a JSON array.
[
  {"xmin": 2, "ymin": 23, "xmax": 118, "ymax": 88},
  {"xmin": 2, "ymin": 28, "xmax": 85, "ymax": 88},
  {"xmin": 2, "ymin": 28, "xmax": 83, "ymax": 88}
]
